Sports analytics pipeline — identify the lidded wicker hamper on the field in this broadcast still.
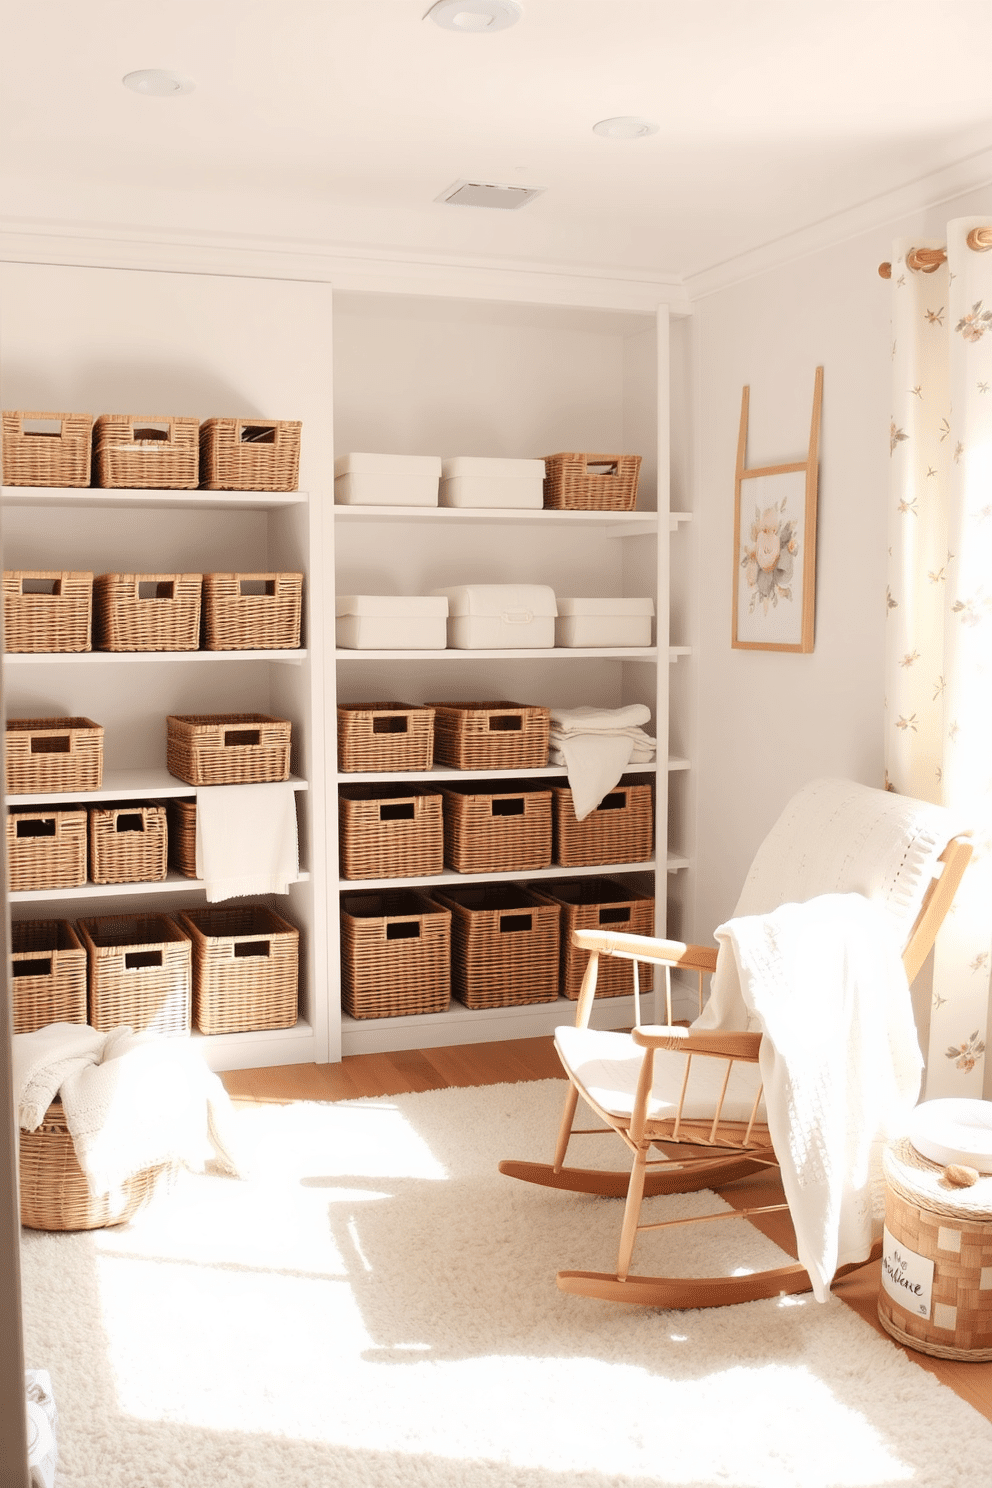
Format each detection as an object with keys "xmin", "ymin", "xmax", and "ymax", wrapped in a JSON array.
[
  {"xmin": 339, "ymin": 785, "xmax": 444, "ymax": 879},
  {"xmin": 552, "ymin": 778, "xmax": 654, "ymax": 867},
  {"xmin": 10, "ymin": 919, "xmax": 87, "ymax": 1034},
  {"xmin": 93, "ymin": 414, "xmax": 199, "ymax": 489},
  {"xmin": 93, "ymin": 572, "xmax": 202, "ymax": 651},
  {"xmin": 199, "ymin": 418, "xmax": 301, "ymax": 492},
  {"xmin": 431, "ymin": 883, "xmax": 560, "ymax": 1009},
  {"xmin": 7, "ymin": 807, "xmax": 87, "ymax": 892},
  {"xmin": 440, "ymin": 782, "xmax": 552, "ymax": 874},
  {"xmin": 5, "ymin": 717, "xmax": 104, "ymax": 796},
  {"xmin": 77, "ymin": 913, "xmax": 192, "ymax": 1037},
  {"xmin": 337, "ymin": 702, "xmax": 435, "ymax": 773},
  {"xmin": 543, "ymin": 452, "xmax": 641, "ymax": 511},
  {"xmin": 529, "ymin": 877, "xmax": 655, "ymax": 999},
  {"xmin": 88, "ymin": 802, "xmax": 168, "ymax": 885},
  {"xmin": 176, "ymin": 904, "xmax": 299, "ymax": 1035},
  {"xmin": 202, "ymin": 572, "xmax": 302, "ymax": 650},
  {"xmin": 1, "ymin": 411, "xmax": 93, "ymax": 488},
  {"xmin": 430, "ymin": 700, "xmax": 550, "ymax": 771},
  {"xmin": 166, "ymin": 713, "xmax": 292, "ymax": 786},
  {"xmin": 19, "ymin": 1098, "xmax": 171, "ymax": 1231},
  {"xmin": 340, "ymin": 890, "xmax": 451, "ymax": 1019},
  {"xmin": 3, "ymin": 571, "xmax": 93, "ymax": 653}
]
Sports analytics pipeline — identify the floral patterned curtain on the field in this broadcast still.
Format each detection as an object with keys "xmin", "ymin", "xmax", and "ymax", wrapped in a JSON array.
[{"xmin": 886, "ymin": 216, "xmax": 992, "ymax": 1097}]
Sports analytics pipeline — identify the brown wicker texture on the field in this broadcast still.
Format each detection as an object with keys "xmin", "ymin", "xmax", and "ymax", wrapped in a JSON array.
[
  {"xmin": 530, "ymin": 877, "xmax": 656, "ymax": 999},
  {"xmin": 199, "ymin": 418, "xmax": 301, "ymax": 492},
  {"xmin": 1, "ymin": 411, "xmax": 93, "ymax": 488},
  {"xmin": 93, "ymin": 414, "xmax": 199, "ymax": 489},
  {"xmin": 166, "ymin": 713, "xmax": 292, "ymax": 786},
  {"xmin": 7, "ymin": 808, "xmax": 87, "ymax": 893},
  {"xmin": 430, "ymin": 701, "xmax": 550, "ymax": 771},
  {"xmin": 165, "ymin": 797, "xmax": 198, "ymax": 878},
  {"xmin": 339, "ymin": 785, "xmax": 444, "ymax": 880},
  {"xmin": 431, "ymin": 883, "xmax": 560, "ymax": 1009},
  {"xmin": 340, "ymin": 889, "xmax": 451, "ymax": 1019},
  {"xmin": 202, "ymin": 572, "xmax": 302, "ymax": 650},
  {"xmin": 19, "ymin": 1099, "xmax": 170, "ymax": 1231},
  {"xmin": 10, "ymin": 919, "xmax": 87, "ymax": 1033},
  {"xmin": 5, "ymin": 717, "xmax": 104, "ymax": 796},
  {"xmin": 3, "ymin": 570, "xmax": 93, "ymax": 653},
  {"xmin": 441, "ymin": 783, "xmax": 552, "ymax": 874},
  {"xmin": 89, "ymin": 803, "xmax": 168, "ymax": 885},
  {"xmin": 78, "ymin": 913, "xmax": 192, "ymax": 1037},
  {"xmin": 93, "ymin": 572, "xmax": 202, "ymax": 651},
  {"xmin": 176, "ymin": 904, "xmax": 300, "ymax": 1035},
  {"xmin": 543, "ymin": 452, "xmax": 642, "ymax": 511},
  {"xmin": 337, "ymin": 701, "xmax": 435, "ymax": 773},
  {"xmin": 552, "ymin": 780, "xmax": 654, "ymax": 867},
  {"xmin": 878, "ymin": 1138, "xmax": 992, "ymax": 1360}
]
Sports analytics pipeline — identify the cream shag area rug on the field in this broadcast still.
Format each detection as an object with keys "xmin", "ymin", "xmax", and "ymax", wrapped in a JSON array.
[{"xmin": 20, "ymin": 1078, "xmax": 992, "ymax": 1488}]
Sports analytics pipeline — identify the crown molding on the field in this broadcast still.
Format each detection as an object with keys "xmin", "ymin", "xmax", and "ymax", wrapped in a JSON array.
[
  {"xmin": 0, "ymin": 218, "xmax": 691, "ymax": 318},
  {"xmin": 684, "ymin": 145, "xmax": 992, "ymax": 302}
]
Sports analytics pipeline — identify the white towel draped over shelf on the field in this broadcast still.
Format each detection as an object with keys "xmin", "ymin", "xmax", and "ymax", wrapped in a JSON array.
[
  {"xmin": 549, "ymin": 703, "xmax": 657, "ymax": 821},
  {"xmin": 195, "ymin": 780, "xmax": 299, "ymax": 902}
]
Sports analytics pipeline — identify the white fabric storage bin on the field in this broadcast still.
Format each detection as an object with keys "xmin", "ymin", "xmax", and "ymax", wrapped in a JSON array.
[
  {"xmin": 336, "ymin": 595, "xmax": 448, "ymax": 650},
  {"xmin": 439, "ymin": 457, "xmax": 545, "ymax": 509},
  {"xmin": 555, "ymin": 597, "xmax": 655, "ymax": 648},
  {"xmin": 334, "ymin": 453, "xmax": 442, "ymax": 507},
  {"xmin": 431, "ymin": 584, "xmax": 557, "ymax": 649}
]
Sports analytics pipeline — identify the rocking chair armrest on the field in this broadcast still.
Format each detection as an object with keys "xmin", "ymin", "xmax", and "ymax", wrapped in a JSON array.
[
  {"xmin": 631, "ymin": 1024, "xmax": 763, "ymax": 1062},
  {"xmin": 572, "ymin": 929, "xmax": 718, "ymax": 972}
]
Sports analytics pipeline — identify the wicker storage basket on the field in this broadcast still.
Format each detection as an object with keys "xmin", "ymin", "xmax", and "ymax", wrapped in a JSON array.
[
  {"xmin": 529, "ymin": 877, "xmax": 655, "ymax": 999},
  {"xmin": 543, "ymin": 452, "xmax": 642, "ymax": 512},
  {"xmin": 93, "ymin": 572, "xmax": 202, "ymax": 652},
  {"xmin": 7, "ymin": 807, "xmax": 87, "ymax": 893},
  {"xmin": 20, "ymin": 1098, "xmax": 172, "ymax": 1231},
  {"xmin": 1, "ymin": 411, "xmax": 93, "ymax": 488},
  {"xmin": 199, "ymin": 418, "xmax": 302, "ymax": 492},
  {"xmin": 10, "ymin": 919, "xmax": 87, "ymax": 1033},
  {"xmin": 340, "ymin": 889, "xmax": 451, "ymax": 1019},
  {"xmin": 89, "ymin": 802, "xmax": 168, "ymax": 885},
  {"xmin": 3, "ymin": 570, "xmax": 93, "ymax": 653},
  {"xmin": 878, "ymin": 1138, "xmax": 992, "ymax": 1361},
  {"xmin": 337, "ymin": 701, "xmax": 435, "ymax": 773},
  {"xmin": 202, "ymin": 572, "xmax": 302, "ymax": 650},
  {"xmin": 441, "ymin": 783, "xmax": 552, "ymax": 874},
  {"xmin": 430, "ymin": 701, "xmax": 550, "ymax": 771},
  {"xmin": 431, "ymin": 883, "xmax": 560, "ymax": 1009},
  {"xmin": 339, "ymin": 785, "xmax": 444, "ymax": 880},
  {"xmin": 176, "ymin": 904, "xmax": 299, "ymax": 1035},
  {"xmin": 78, "ymin": 913, "xmax": 191, "ymax": 1037},
  {"xmin": 166, "ymin": 713, "xmax": 292, "ymax": 786},
  {"xmin": 5, "ymin": 717, "xmax": 104, "ymax": 796},
  {"xmin": 552, "ymin": 779, "xmax": 654, "ymax": 867},
  {"xmin": 166, "ymin": 797, "xmax": 198, "ymax": 878},
  {"xmin": 93, "ymin": 414, "xmax": 199, "ymax": 489}
]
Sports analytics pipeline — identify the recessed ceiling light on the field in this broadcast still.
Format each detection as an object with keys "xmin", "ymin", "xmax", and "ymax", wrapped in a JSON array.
[
  {"xmin": 123, "ymin": 69, "xmax": 194, "ymax": 97},
  {"xmin": 426, "ymin": 0, "xmax": 523, "ymax": 33},
  {"xmin": 593, "ymin": 116, "xmax": 659, "ymax": 140}
]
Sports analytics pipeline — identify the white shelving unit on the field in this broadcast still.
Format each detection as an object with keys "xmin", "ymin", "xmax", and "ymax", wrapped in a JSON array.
[
  {"xmin": 329, "ymin": 292, "xmax": 684, "ymax": 1058},
  {"xmin": 1, "ymin": 484, "xmax": 327, "ymax": 1072}
]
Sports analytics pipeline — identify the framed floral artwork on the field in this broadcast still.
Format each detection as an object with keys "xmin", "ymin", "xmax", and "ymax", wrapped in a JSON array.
[{"xmin": 732, "ymin": 367, "xmax": 822, "ymax": 653}]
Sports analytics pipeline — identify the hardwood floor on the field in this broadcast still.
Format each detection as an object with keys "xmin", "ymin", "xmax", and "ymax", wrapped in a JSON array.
[{"xmin": 221, "ymin": 1035, "xmax": 992, "ymax": 1425}]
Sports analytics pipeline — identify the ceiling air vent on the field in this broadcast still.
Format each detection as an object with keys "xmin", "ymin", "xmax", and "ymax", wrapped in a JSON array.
[{"xmin": 436, "ymin": 179, "xmax": 545, "ymax": 210}]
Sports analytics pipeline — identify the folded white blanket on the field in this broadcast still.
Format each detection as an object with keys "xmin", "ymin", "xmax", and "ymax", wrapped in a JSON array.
[
  {"xmin": 13, "ymin": 1023, "xmax": 241, "ymax": 1199},
  {"xmin": 550, "ymin": 703, "xmax": 651, "ymax": 735},
  {"xmin": 195, "ymin": 781, "xmax": 299, "ymax": 902},
  {"xmin": 693, "ymin": 893, "xmax": 922, "ymax": 1301},
  {"xmin": 548, "ymin": 705, "xmax": 656, "ymax": 819}
]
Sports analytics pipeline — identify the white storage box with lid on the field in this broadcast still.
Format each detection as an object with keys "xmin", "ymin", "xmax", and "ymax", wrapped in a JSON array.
[
  {"xmin": 336, "ymin": 595, "xmax": 449, "ymax": 650},
  {"xmin": 439, "ymin": 457, "xmax": 545, "ymax": 509},
  {"xmin": 555, "ymin": 597, "xmax": 655, "ymax": 648},
  {"xmin": 334, "ymin": 453, "xmax": 442, "ymax": 507},
  {"xmin": 430, "ymin": 584, "xmax": 557, "ymax": 649}
]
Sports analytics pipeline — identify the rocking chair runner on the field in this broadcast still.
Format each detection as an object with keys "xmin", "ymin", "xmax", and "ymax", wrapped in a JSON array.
[{"xmin": 500, "ymin": 778, "xmax": 972, "ymax": 1309}]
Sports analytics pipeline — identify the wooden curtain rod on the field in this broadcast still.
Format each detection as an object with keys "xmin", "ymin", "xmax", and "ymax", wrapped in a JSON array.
[{"xmin": 879, "ymin": 227, "xmax": 992, "ymax": 278}]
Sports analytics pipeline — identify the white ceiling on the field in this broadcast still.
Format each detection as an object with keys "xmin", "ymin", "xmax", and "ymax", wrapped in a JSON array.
[{"xmin": 3, "ymin": 0, "xmax": 992, "ymax": 284}]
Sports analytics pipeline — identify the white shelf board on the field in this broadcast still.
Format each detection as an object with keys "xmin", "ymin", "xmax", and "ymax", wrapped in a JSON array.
[
  {"xmin": 668, "ymin": 756, "xmax": 690, "ymax": 772},
  {"xmin": 9, "ymin": 868, "xmax": 311, "ymax": 904},
  {"xmin": 6, "ymin": 769, "xmax": 309, "ymax": 806},
  {"xmin": 669, "ymin": 646, "xmax": 691, "ymax": 662},
  {"xmin": 336, "ymin": 762, "xmax": 660, "ymax": 784},
  {"xmin": 336, "ymin": 646, "xmax": 659, "ymax": 662},
  {"xmin": 4, "ymin": 648, "xmax": 306, "ymax": 666},
  {"xmin": 1, "ymin": 486, "xmax": 307, "ymax": 512},
  {"xmin": 340, "ymin": 859, "xmax": 655, "ymax": 892},
  {"xmin": 669, "ymin": 510, "xmax": 693, "ymax": 530},
  {"xmin": 333, "ymin": 505, "xmax": 658, "ymax": 535},
  {"xmin": 192, "ymin": 1016, "xmax": 319, "ymax": 1073},
  {"xmin": 339, "ymin": 992, "xmax": 642, "ymax": 1056},
  {"xmin": 667, "ymin": 852, "xmax": 690, "ymax": 872}
]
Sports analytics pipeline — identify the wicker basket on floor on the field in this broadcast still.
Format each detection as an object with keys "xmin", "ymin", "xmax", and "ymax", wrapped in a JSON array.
[
  {"xmin": 93, "ymin": 572, "xmax": 202, "ymax": 651},
  {"xmin": 93, "ymin": 414, "xmax": 199, "ymax": 489},
  {"xmin": 528, "ymin": 877, "xmax": 655, "ymax": 998},
  {"xmin": 1, "ymin": 411, "xmax": 93, "ymax": 488},
  {"xmin": 78, "ymin": 913, "xmax": 192, "ymax": 1037},
  {"xmin": 441, "ymin": 783, "xmax": 552, "ymax": 874},
  {"xmin": 339, "ymin": 785, "xmax": 444, "ymax": 879},
  {"xmin": 10, "ymin": 919, "xmax": 87, "ymax": 1034},
  {"xmin": 5, "ymin": 717, "xmax": 104, "ymax": 796},
  {"xmin": 176, "ymin": 904, "xmax": 300, "ymax": 1035},
  {"xmin": 199, "ymin": 418, "xmax": 302, "ymax": 492},
  {"xmin": 19, "ymin": 1099, "xmax": 171, "ymax": 1231},
  {"xmin": 89, "ymin": 802, "xmax": 168, "ymax": 885},
  {"xmin": 202, "ymin": 572, "xmax": 302, "ymax": 650},
  {"xmin": 552, "ymin": 779, "xmax": 654, "ymax": 867},
  {"xmin": 7, "ymin": 807, "xmax": 87, "ymax": 892},
  {"xmin": 430, "ymin": 701, "xmax": 550, "ymax": 771},
  {"xmin": 340, "ymin": 890, "xmax": 451, "ymax": 1019},
  {"xmin": 337, "ymin": 701, "xmax": 435, "ymax": 773},
  {"xmin": 431, "ymin": 883, "xmax": 560, "ymax": 1009},
  {"xmin": 166, "ymin": 713, "xmax": 292, "ymax": 786},
  {"xmin": 543, "ymin": 452, "xmax": 641, "ymax": 511},
  {"xmin": 3, "ymin": 570, "xmax": 93, "ymax": 652}
]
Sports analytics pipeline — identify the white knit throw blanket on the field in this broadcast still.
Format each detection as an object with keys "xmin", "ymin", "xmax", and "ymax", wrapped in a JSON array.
[{"xmin": 692, "ymin": 893, "xmax": 923, "ymax": 1301}]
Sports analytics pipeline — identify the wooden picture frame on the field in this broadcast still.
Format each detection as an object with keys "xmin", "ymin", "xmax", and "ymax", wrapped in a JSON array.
[{"xmin": 731, "ymin": 366, "xmax": 822, "ymax": 653}]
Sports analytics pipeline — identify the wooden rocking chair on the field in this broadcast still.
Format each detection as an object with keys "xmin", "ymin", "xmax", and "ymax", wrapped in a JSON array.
[{"xmin": 500, "ymin": 778, "xmax": 972, "ymax": 1309}]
